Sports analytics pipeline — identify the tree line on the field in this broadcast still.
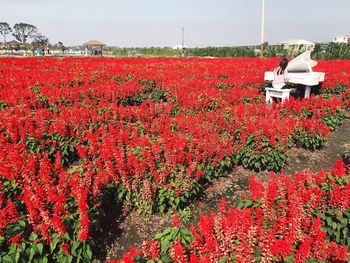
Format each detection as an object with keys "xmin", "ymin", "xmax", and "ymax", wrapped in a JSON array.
[
  {"xmin": 110, "ymin": 43, "xmax": 350, "ymax": 60},
  {"xmin": 0, "ymin": 22, "xmax": 51, "ymax": 49},
  {"xmin": 1, "ymin": 21, "xmax": 349, "ymax": 59}
]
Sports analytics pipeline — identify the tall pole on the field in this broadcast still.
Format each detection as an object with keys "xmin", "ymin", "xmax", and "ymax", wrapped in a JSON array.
[
  {"xmin": 181, "ymin": 26, "xmax": 185, "ymax": 57},
  {"xmin": 260, "ymin": 0, "xmax": 265, "ymax": 56}
]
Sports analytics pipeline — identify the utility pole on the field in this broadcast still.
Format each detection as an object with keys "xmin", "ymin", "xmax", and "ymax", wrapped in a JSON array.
[
  {"xmin": 181, "ymin": 26, "xmax": 185, "ymax": 57},
  {"xmin": 260, "ymin": 0, "xmax": 265, "ymax": 56}
]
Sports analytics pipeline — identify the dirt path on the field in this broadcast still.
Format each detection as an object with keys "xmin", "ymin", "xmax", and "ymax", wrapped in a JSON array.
[
  {"xmin": 283, "ymin": 114, "xmax": 350, "ymax": 174},
  {"xmin": 105, "ymin": 116, "xmax": 350, "ymax": 261}
]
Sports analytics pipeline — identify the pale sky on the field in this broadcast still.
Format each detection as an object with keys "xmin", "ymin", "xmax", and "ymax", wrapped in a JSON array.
[{"xmin": 1, "ymin": 0, "xmax": 349, "ymax": 47}]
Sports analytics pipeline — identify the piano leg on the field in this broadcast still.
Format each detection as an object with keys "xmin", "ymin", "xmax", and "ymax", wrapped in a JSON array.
[
  {"xmin": 305, "ymin": 86, "xmax": 311, "ymax": 99},
  {"xmin": 266, "ymin": 90, "xmax": 271, "ymax": 103}
]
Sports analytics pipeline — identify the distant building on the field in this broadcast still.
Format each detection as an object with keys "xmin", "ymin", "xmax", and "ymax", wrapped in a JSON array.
[
  {"xmin": 172, "ymin": 44, "xmax": 188, "ymax": 50},
  {"xmin": 276, "ymin": 39, "xmax": 315, "ymax": 53},
  {"xmin": 277, "ymin": 39, "xmax": 315, "ymax": 47},
  {"xmin": 83, "ymin": 40, "xmax": 106, "ymax": 56},
  {"xmin": 0, "ymin": 40, "xmax": 21, "ymax": 50},
  {"xmin": 332, "ymin": 35, "xmax": 350, "ymax": 44}
]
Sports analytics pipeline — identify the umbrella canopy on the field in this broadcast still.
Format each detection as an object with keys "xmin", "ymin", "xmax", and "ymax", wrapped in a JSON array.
[{"xmin": 83, "ymin": 40, "xmax": 106, "ymax": 46}]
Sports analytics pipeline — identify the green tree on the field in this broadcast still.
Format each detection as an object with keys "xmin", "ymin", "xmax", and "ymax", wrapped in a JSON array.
[
  {"xmin": 12, "ymin": 22, "xmax": 38, "ymax": 44},
  {"xmin": 57, "ymin": 41, "xmax": 66, "ymax": 54},
  {"xmin": 312, "ymin": 43, "xmax": 322, "ymax": 59},
  {"xmin": 0, "ymin": 22, "xmax": 12, "ymax": 44},
  {"xmin": 32, "ymin": 33, "xmax": 49, "ymax": 51}
]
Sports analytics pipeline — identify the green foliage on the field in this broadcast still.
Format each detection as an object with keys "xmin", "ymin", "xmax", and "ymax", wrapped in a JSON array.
[
  {"xmin": 199, "ymin": 156, "xmax": 233, "ymax": 182},
  {"xmin": 0, "ymin": 22, "xmax": 12, "ymax": 43},
  {"xmin": 235, "ymin": 135, "xmax": 290, "ymax": 172},
  {"xmin": 321, "ymin": 174, "xmax": 350, "ymax": 249},
  {"xmin": 152, "ymin": 89, "xmax": 168, "ymax": 103},
  {"xmin": 0, "ymin": 100, "xmax": 8, "ymax": 109},
  {"xmin": 0, "ymin": 233, "xmax": 93, "ymax": 263},
  {"xmin": 187, "ymin": 46, "xmax": 256, "ymax": 58},
  {"xmin": 294, "ymin": 128, "xmax": 328, "ymax": 151},
  {"xmin": 322, "ymin": 208, "xmax": 350, "ymax": 248},
  {"xmin": 26, "ymin": 133, "xmax": 79, "ymax": 167},
  {"xmin": 323, "ymin": 43, "xmax": 350, "ymax": 60},
  {"xmin": 118, "ymin": 83, "xmax": 168, "ymax": 106},
  {"xmin": 0, "ymin": 183, "xmax": 94, "ymax": 263},
  {"xmin": 154, "ymin": 227, "xmax": 193, "ymax": 263},
  {"xmin": 263, "ymin": 44, "xmax": 288, "ymax": 58},
  {"xmin": 157, "ymin": 179, "xmax": 201, "ymax": 213},
  {"xmin": 238, "ymin": 198, "xmax": 260, "ymax": 209},
  {"xmin": 111, "ymin": 47, "xmax": 182, "ymax": 58},
  {"xmin": 109, "ymin": 43, "xmax": 350, "ymax": 59},
  {"xmin": 177, "ymin": 207, "xmax": 192, "ymax": 224},
  {"xmin": 12, "ymin": 22, "xmax": 38, "ymax": 44},
  {"xmin": 151, "ymin": 155, "xmax": 235, "ymax": 214},
  {"xmin": 321, "ymin": 110, "xmax": 345, "ymax": 130},
  {"xmin": 302, "ymin": 109, "xmax": 313, "ymax": 118},
  {"xmin": 322, "ymin": 84, "xmax": 347, "ymax": 95}
]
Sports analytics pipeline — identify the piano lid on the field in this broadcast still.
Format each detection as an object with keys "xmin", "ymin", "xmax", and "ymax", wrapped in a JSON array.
[{"xmin": 286, "ymin": 50, "xmax": 318, "ymax": 72}]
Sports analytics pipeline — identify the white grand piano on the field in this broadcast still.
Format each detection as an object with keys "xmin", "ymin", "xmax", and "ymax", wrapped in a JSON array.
[{"xmin": 264, "ymin": 50, "xmax": 325, "ymax": 98}]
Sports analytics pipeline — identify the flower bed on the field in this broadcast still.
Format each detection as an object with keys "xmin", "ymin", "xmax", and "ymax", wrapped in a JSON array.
[
  {"xmin": 113, "ymin": 161, "xmax": 350, "ymax": 263},
  {"xmin": 0, "ymin": 58, "xmax": 349, "ymax": 261}
]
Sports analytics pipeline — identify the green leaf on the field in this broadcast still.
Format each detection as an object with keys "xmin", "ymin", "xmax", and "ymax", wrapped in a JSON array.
[
  {"xmin": 159, "ymin": 205, "xmax": 165, "ymax": 213},
  {"xmin": 342, "ymin": 228, "xmax": 348, "ymax": 239},
  {"xmin": 155, "ymin": 228, "xmax": 172, "ymax": 240},
  {"xmin": 15, "ymin": 251, "xmax": 20, "ymax": 263},
  {"xmin": 160, "ymin": 254, "xmax": 173, "ymax": 263},
  {"xmin": 332, "ymin": 222, "xmax": 338, "ymax": 229},
  {"xmin": 154, "ymin": 233, "xmax": 163, "ymax": 240},
  {"xmin": 29, "ymin": 232, "xmax": 38, "ymax": 242},
  {"xmin": 2, "ymin": 255, "xmax": 15, "ymax": 263},
  {"xmin": 18, "ymin": 220, "xmax": 26, "ymax": 228},
  {"xmin": 326, "ymin": 216, "xmax": 333, "ymax": 226},
  {"xmin": 160, "ymin": 237, "xmax": 172, "ymax": 255},
  {"xmin": 284, "ymin": 253, "xmax": 295, "ymax": 263},
  {"xmin": 85, "ymin": 249, "xmax": 92, "ymax": 260},
  {"xmin": 117, "ymin": 191, "xmax": 124, "ymax": 200},
  {"xmin": 34, "ymin": 243, "xmax": 43, "ymax": 255},
  {"xmin": 50, "ymin": 237, "xmax": 60, "ymax": 252},
  {"xmin": 180, "ymin": 228, "xmax": 192, "ymax": 237},
  {"xmin": 170, "ymin": 227, "xmax": 180, "ymax": 239},
  {"xmin": 71, "ymin": 240, "xmax": 80, "ymax": 253},
  {"xmin": 245, "ymin": 199, "xmax": 253, "ymax": 207},
  {"xmin": 9, "ymin": 243, "xmax": 17, "ymax": 254},
  {"xmin": 29, "ymin": 247, "xmax": 35, "ymax": 261},
  {"xmin": 218, "ymin": 256, "xmax": 228, "ymax": 263},
  {"xmin": 254, "ymin": 162, "xmax": 261, "ymax": 169}
]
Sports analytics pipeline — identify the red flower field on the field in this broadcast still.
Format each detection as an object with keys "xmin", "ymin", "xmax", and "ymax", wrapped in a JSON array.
[{"xmin": 0, "ymin": 57, "xmax": 349, "ymax": 262}]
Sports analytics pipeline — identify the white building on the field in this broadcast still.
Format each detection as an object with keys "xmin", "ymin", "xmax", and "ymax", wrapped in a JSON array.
[
  {"xmin": 276, "ymin": 39, "xmax": 315, "ymax": 52},
  {"xmin": 172, "ymin": 44, "xmax": 188, "ymax": 50},
  {"xmin": 277, "ymin": 39, "xmax": 315, "ymax": 47},
  {"xmin": 332, "ymin": 35, "xmax": 350, "ymax": 44}
]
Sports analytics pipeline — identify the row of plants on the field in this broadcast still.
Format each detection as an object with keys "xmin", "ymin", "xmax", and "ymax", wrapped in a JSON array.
[
  {"xmin": 0, "ymin": 57, "xmax": 349, "ymax": 262},
  {"xmin": 113, "ymin": 160, "xmax": 350, "ymax": 263}
]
